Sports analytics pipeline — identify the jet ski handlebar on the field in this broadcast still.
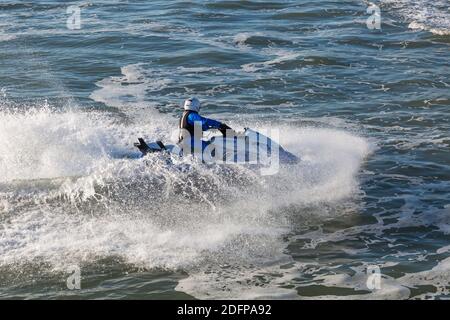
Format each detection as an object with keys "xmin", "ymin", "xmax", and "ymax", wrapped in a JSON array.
[{"xmin": 218, "ymin": 123, "xmax": 234, "ymax": 137}]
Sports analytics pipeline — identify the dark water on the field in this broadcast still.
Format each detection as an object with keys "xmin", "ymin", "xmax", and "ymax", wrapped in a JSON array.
[{"xmin": 0, "ymin": 1, "xmax": 449, "ymax": 299}]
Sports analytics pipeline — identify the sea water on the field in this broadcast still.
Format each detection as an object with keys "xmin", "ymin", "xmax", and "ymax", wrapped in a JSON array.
[{"xmin": 0, "ymin": 1, "xmax": 449, "ymax": 299}]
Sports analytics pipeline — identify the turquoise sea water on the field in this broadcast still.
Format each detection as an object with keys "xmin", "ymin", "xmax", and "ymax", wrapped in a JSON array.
[{"xmin": 0, "ymin": 1, "xmax": 449, "ymax": 299}]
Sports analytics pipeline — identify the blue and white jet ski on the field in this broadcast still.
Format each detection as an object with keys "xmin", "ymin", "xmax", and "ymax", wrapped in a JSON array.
[{"xmin": 134, "ymin": 128, "xmax": 299, "ymax": 165}]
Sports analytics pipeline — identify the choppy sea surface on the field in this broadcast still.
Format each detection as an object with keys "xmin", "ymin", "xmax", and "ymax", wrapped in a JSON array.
[{"xmin": 0, "ymin": 1, "xmax": 449, "ymax": 299}]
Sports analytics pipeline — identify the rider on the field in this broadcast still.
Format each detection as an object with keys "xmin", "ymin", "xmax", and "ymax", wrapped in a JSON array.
[{"xmin": 178, "ymin": 97, "xmax": 232, "ymax": 152}]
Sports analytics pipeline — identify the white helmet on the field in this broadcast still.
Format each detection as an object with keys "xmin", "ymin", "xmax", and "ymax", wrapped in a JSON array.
[{"xmin": 183, "ymin": 97, "xmax": 201, "ymax": 112}]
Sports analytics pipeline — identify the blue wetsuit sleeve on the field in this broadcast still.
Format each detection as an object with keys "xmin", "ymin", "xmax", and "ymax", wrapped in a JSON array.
[{"xmin": 187, "ymin": 113, "xmax": 222, "ymax": 131}]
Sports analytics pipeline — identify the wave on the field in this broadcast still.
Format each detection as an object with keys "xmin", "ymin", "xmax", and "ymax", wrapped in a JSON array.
[
  {"xmin": 242, "ymin": 48, "xmax": 301, "ymax": 72},
  {"xmin": 380, "ymin": 0, "xmax": 450, "ymax": 35},
  {"xmin": 0, "ymin": 34, "xmax": 16, "ymax": 42},
  {"xmin": 233, "ymin": 32, "xmax": 293, "ymax": 47},
  {"xmin": 0, "ymin": 102, "xmax": 371, "ymax": 274},
  {"xmin": 205, "ymin": 1, "xmax": 286, "ymax": 11}
]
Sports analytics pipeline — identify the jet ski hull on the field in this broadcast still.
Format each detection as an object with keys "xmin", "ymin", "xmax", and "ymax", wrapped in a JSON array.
[{"xmin": 134, "ymin": 128, "xmax": 299, "ymax": 165}]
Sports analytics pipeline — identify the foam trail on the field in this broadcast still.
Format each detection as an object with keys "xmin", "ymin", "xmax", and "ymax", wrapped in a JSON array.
[
  {"xmin": 381, "ymin": 0, "xmax": 450, "ymax": 35},
  {"xmin": 0, "ymin": 104, "xmax": 371, "ymax": 298}
]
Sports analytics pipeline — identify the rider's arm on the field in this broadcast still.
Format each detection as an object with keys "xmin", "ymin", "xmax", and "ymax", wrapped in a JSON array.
[{"xmin": 187, "ymin": 113, "xmax": 222, "ymax": 131}]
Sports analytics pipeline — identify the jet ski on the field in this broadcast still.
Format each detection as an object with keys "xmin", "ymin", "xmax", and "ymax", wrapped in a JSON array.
[{"xmin": 134, "ymin": 128, "xmax": 299, "ymax": 165}]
